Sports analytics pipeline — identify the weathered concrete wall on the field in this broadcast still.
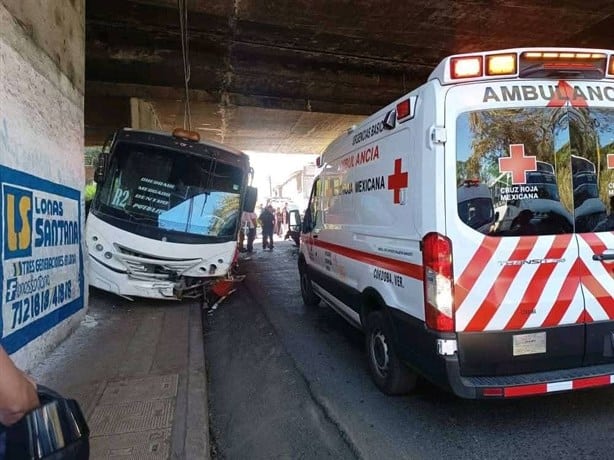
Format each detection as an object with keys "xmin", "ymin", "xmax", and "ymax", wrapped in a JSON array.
[
  {"xmin": 2, "ymin": 0, "xmax": 84, "ymax": 92},
  {"xmin": 0, "ymin": 1, "xmax": 86, "ymax": 370}
]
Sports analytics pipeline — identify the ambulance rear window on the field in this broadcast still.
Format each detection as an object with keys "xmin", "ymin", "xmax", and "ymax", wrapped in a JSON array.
[{"xmin": 456, "ymin": 106, "xmax": 614, "ymax": 236}]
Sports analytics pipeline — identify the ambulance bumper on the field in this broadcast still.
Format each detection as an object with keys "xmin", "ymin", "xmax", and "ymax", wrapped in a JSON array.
[
  {"xmin": 446, "ymin": 358, "xmax": 614, "ymax": 399},
  {"xmin": 391, "ymin": 309, "xmax": 614, "ymax": 398}
]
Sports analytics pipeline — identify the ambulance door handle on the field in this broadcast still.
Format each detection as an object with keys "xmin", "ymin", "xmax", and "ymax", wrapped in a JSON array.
[{"xmin": 592, "ymin": 251, "xmax": 614, "ymax": 261}]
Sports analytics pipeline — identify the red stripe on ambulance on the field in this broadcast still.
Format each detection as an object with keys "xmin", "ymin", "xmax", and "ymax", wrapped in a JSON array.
[
  {"xmin": 540, "ymin": 260, "xmax": 581, "ymax": 327},
  {"xmin": 579, "ymin": 266, "xmax": 614, "ymax": 319},
  {"xmin": 464, "ymin": 236, "xmax": 538, "ymax": 332},
  {"xmin": 578, "ymin": 233, "xmax": 614, "ymax": 320},
  {"xmin": 457, "ymin": 233, "xmax": 614, "ymax": 331},
  {"xmin": 489, "ymin": 375, "xmax": 614, "ymax": 398},
  {"xmin": 505, "ymin": 234, "xmax": 572, "ymax": 330},
  {"xmin": 454, "ymin": 236, "xmax": 501, "ymax": 309},
  {"xmin": 310, "ymin": 239, "xmax": 423, "ymax": 281}
]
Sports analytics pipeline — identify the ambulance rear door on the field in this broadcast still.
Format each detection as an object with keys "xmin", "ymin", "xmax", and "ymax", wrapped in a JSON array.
[
  {"xmin": 445, "ymin": 81, "xmax": 589, "ymax": 377},
  {"xmin": 569, "ymin": 100, "xmax": 614, "ymax": 366}
]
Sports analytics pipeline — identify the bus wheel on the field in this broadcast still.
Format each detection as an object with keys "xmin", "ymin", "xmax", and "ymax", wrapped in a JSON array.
[
  {"xmin": 299, "ymin": 263, "xmax": 320, "ymax": 307},
  {"xmin": 366, "ymin": 310, "xmax": 416, "ymax": 395}
]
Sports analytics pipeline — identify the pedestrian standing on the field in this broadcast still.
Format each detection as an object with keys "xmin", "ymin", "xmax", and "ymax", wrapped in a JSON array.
[
  {"xmin": 275, "ymin": 208, "xmax": 283, "ymax": 237},
  {"xmin": 243, "ymin": 210, "xmax": 257, "ymax": 252},
  {"xmin": 259, "ymin": 205, "xmax": 276, "ymax": 250},
  {"xmin": 281, "ymin": 202, "xmax": 290, "ymax": 238}
]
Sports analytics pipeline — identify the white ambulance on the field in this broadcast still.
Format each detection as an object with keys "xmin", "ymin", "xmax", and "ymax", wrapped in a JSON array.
[{"xmin": 298, "ymin": 48, "xmax": 614, "ymax": 398}]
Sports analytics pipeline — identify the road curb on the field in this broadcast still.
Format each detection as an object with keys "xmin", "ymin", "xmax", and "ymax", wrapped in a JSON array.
[{"xmin": 185, "ymin": 302, "xmax": 210, "ymax": 459}]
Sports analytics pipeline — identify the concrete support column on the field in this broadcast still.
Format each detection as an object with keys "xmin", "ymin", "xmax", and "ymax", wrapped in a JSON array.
[
  {"xmin": 130, "ymin": 97, "xmax": 161, "ymax": 131},
  {"xmin": 0, "ymin": 0, "xmax": 86, "ymax": 369}
]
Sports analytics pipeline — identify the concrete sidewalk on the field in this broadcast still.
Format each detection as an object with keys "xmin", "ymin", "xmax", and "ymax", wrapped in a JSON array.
[{"xmin": 29, "ymin": 289, "xmax": 209, "ymax": 460}]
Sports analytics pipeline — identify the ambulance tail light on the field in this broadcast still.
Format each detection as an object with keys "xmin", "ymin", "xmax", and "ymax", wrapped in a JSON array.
[
  {"xmin": 609, "ymin": 56, "xmax": 614, "ymax": 77},
  {"xmin": 422, "ymin": 233, "xmax": 454, "ymax": 332},
  {"xmin": 396, "ymin": 99, "xmax": 411, "ymax": 119}
]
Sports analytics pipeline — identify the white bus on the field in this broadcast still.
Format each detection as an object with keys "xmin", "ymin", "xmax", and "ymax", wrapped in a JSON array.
[{"xmin": 86, "ymin": 128, "xmax": 256, "ymax": 300}]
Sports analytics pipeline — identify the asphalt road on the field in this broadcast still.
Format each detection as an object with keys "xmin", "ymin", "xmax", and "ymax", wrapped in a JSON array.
[{"xmin": 205, "ymin": 240, "xmax": 614, "ymax": 460}]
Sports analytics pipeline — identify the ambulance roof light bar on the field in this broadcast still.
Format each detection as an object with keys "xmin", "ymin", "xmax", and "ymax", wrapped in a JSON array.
[{"xmin": 429, "ymin": 47, "xmax": 613, "ymax": 85}]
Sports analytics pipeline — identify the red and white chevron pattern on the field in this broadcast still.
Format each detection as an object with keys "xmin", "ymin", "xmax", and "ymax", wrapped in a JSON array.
[{"xmin": 454, "ymin": 233, "xmax": 614, "ymax": 332}]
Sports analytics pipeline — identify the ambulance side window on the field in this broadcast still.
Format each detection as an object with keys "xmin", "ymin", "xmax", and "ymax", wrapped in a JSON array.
[
  {"xmin": 313, "ymin": 178, "xmax": 324, "ymax": 229},
  {"xmin": 303, "ymin": 178, "xmax": 322, "ymax": 233}
]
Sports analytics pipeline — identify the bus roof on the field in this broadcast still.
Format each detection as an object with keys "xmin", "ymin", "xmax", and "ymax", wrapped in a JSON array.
[{"xmin": 113, "ymin": 128, "xmax": 250, "ymax": 169}]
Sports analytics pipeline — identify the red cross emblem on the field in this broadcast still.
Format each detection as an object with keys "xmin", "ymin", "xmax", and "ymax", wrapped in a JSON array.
[
  {"xmin": 547, "ymin": 80, "xmax": 588, "ymax": 108},
  {"xmin": 607, "ymin": 154, "xmax": 614, "ymax": 170},
  {"xmin": 498, "ymin": 144, "xmax": 537, "ymax": 185},
  {"xmin": 388, "ymin": 158, "xmax": 408, "ymax": 204}
]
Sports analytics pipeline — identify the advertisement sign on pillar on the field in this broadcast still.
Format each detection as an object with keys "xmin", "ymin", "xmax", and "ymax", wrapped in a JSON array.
[{"xmin": 1, "ymin": 165, "xmax": 84, "ymax": 353}]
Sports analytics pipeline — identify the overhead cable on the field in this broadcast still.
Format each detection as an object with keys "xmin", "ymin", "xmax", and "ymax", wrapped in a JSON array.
[{"xmin": 178, "ymin": 0, "xmax": 192, "ymax": 131}]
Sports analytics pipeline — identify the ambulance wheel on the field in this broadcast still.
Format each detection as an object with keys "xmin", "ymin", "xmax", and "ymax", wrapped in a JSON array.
[
  {"xmin": 366, "ymin": 311, "xmax": 416, "ymax": 395},
  {"xmin": 299, "ymin": 263, "xmax": 320, "ymax": 307}
]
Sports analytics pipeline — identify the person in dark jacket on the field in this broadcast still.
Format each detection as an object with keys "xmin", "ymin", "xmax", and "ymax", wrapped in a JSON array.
[{"xmin": 259, "ymin": 205, "xmax": 276, "ymax": 250}]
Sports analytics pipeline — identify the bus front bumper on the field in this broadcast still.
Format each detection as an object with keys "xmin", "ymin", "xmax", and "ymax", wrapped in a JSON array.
[{"xmin": 89, "ymin": 254, "xmax": 190, "ymax": 300}]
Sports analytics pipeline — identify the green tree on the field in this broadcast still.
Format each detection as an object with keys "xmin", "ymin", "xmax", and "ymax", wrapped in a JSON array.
[{"xmin": 467, "ymin": 109, "xmax": 556, "ymax": 179}]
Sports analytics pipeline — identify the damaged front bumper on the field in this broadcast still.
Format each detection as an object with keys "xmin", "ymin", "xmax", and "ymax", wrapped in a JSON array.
[{"xmin": 89, "ymin": 254, "xmax": 236, "ymax": 300}]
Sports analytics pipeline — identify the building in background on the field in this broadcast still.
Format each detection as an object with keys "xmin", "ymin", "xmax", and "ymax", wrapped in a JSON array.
[
  {"xmin": 246, "ymin": 151, "xmax": 318, "ymax": 211},
  {"xmin": 273, "ymin": 163, "xmax": 317, "ymax": 212}
]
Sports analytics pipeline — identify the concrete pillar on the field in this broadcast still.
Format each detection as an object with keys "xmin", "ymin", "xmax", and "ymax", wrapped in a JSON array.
[
  {"xmin": 130, "ymin": 97, "xmax": 162, "ymax": 131},
  {"xmin": 0, "ymin": 0, "xmax": 86, "ymax": 369}
]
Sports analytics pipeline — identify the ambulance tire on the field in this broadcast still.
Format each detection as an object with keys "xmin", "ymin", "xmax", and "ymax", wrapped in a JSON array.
[
  {"xmin": 299, "ymin": 263, "xmax": 320, "ymax": 307},
  {"xmin": 366, "ymin": 310, "xmax": 416, "ymax": 395}
]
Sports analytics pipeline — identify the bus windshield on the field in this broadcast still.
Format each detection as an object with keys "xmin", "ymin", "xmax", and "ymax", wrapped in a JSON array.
[{"xmin": 95, "ymin": 142, "xmax": 243, "ymax": 238}]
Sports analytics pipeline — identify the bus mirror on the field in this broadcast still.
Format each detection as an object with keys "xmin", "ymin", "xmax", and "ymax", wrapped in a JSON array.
[
  {"xmin": 94, "ymin": 152, "xmax": 108, "ymax": 184},
  {"xmin": 243, "ymin": 186, "xmax": 258, "ymax": 212}
]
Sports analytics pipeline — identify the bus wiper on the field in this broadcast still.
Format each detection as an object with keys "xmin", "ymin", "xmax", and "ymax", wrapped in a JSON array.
[
  {"xmin": 200, "ymin": 191, "xmax": 210, "ymax": 216},
  {"xmin": 125, "ymin": 210, "xmax": 156, "ymax": 224}
]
